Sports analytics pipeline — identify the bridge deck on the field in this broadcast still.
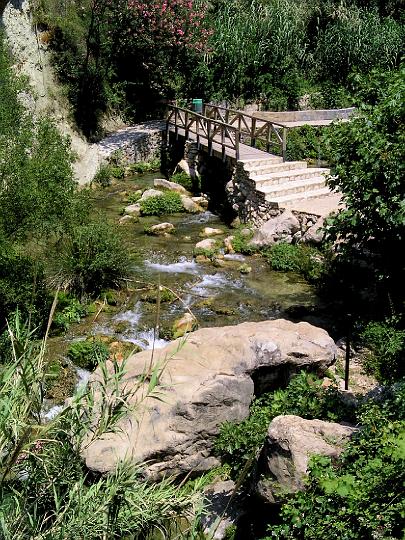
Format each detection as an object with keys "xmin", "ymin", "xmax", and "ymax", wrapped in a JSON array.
[{"xmin": 168, "ymin": 125, "xmax": 279, "ymax": 163}]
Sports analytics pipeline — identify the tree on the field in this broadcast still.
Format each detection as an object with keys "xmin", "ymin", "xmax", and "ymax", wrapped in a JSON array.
[{"xmin": 325, "ymin": 65, "xmax": 405, "ymax": 310}]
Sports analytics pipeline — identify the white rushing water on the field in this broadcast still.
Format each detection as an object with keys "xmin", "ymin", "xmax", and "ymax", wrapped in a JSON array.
[{"xmin": 145, "ymin": 257, "xmax": 200, "ymax": 275}]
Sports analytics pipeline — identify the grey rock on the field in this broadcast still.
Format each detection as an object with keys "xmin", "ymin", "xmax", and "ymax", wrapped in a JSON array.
[
  {"xmin": 83, "ymin": 320, "xmax": 337, "ymax": 479},
  {"xmin": 256, "ymin": 415, "xmax": 357, "ymax": 503},
  {"xmin": 250, "ymin": 210, "xmax": 300, "ymax": 247}
]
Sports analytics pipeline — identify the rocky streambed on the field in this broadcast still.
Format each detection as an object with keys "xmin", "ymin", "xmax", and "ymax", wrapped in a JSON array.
[{"xmin": 45, "ymin": 172, "xmax": 321, "ymax": 396}]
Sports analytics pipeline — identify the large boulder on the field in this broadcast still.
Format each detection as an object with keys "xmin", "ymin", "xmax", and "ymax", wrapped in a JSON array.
[
  {"xmin": 201, "ymin": 480, "xmax": 246, "ymax": 540},
  {"xmin": 250, "ymin": 210, "xmax": 300, "ymax": 247},
  {"xmin": 154, "ymin": 178, "xmax": 189, "ymax": 195},
  {"xmin": 140, "ymin": 188, "xmax": 164, "ymax": 201},
  {"xmin": 83, "ymin": 320, "xmax": 337, "ymax": 479},
  {"xmin": 181, "ymin": 194, "xmax": 203, "ymax": 213},
  {"xmin": 200, "ymin": 227, "xmax": 224, "ymax": 238},
  {"xmin": 256, "ymin": 415, "xmax": 357, "ymax": 503},
  {"xmin": 123, "ymin": 203, "xmax": 141, "ymax": 216},
  {"xmin": 301, "ymin": 217, "xmax": 325, "ymax": 244}
]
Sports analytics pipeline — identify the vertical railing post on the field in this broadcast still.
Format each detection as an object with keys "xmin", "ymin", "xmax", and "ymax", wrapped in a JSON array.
[
  {"xmin": 266, "ymin": 124, "xmax": 271, "ymax": 153},
  {"xmin": 251, "ymin": 117, "xmax": 256, "ymax": 147},
  {"xmin": 207, "ymin": 120, "xmax": 212, "ymax": 156},
  {"xmin": 185, "ymin": 110, "xmax": 189, "ymax": 140},
  {"xmin": 175, "ymin": 108, "xmax": 179, "ymax": 140},
  {"xmin": 282, "ymin": 127, "xmax": 287, "ymax": 161},
  {"xmin": 235, "ymin": 129, "xmax": 240, "ymax": 161},
  {"xmin": 221, "ymin": 125, "xmax": 226, "ymax": 161},
  {"xmin": 196, "ymin": 117, "xmax": 200, "ymax": 148}
]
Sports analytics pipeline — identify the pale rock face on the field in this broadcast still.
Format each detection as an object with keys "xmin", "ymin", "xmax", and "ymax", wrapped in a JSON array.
[
  {"xmin": 150, "ymin": 222, "xmax": 175, "ymax": 235},
  {"xmin": 140, "ymin": 189, "xmax": 164, "ymax": 201},
  {"xmin": 250, "ymin": 210, "xmax": 300, "ymax": 247},
  {"xmin": 200, "ymin": 227, "xmax": 224, "ymax": 237},
  {"xmin": 301, "ymin": 217, "xmax": 325, "ymax": 244},
  {"xmin": 201, "ymin": 480, "xmax": 246, "ymax": 540},
  {"xmin": 82, "ymin": 320, "xmax": 337, "ymax": 479},
  {"xmin": 154, "ymin": 178, "xmax": 189, "ymax": 195},
  {"xmin": 256, "ymin": 415, "xmax": 357, "ymax": 503},
  {"xmin": 224, "ymin": 236, "xmax": 235, "ymax": 254},
  {"xmin": 181, "ymin": 194, "xmax": 203, "ymax": 213},
  {"xmin": 172, "ymin": 312, "xmax": 198, "ymax": 338},
  {"xmin": 119, "ymin": 215, "xmax": 134, "ymax": 225},
  {"xmin": 192, "ymin": 196, "xmax": 209, "ymax": 209},
  {"xmin": 195, "ymin": 238, "xmax": 217, "ymax": 251},
  {"xmin": 123, "ymin": 204, "xmax": 141, "ymax": 216}
]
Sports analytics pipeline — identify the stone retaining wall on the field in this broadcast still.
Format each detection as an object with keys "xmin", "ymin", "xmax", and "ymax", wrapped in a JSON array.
[
  {"xmin": 226, "ymin": 162, "xmax": 320, "ymax": 237},
  {"xmin": 98, "ymin": 121, "xmax": 165, "ymax": 165}
]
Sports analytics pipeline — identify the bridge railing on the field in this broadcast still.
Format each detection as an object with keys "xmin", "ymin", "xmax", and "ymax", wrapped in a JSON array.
[
  {"xmin": 167, "ymin": 105, "xmax": 241, "ymax": 160},
  {"xmin": 204, "ymin": 104, "xmax": 287, "ymax": 160}
]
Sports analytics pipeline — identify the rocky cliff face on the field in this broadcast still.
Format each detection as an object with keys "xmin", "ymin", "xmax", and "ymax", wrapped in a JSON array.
[
  {"xmin": 0, "ymin": 0, "xmax": 99, "ymax": 184},
  {"xmin": 83, "ymin": 319, "xmax": 337, "ymax": 479}
]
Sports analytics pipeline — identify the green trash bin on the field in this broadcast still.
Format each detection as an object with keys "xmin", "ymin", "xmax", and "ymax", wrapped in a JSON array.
[{"xmin": 192, "ymin": 98, "xmax": 203, "ymax": 114}]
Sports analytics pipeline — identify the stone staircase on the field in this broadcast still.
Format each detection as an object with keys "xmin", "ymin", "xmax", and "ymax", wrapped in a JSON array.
[{"xmin": 241, "ymin": 156, "xmax": 331, "ymax": 208}]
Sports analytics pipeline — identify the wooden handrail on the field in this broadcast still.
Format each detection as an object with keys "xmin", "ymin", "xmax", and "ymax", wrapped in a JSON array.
[{"xmin": 166, "ymin": 104, "xmax": 287, "ymax": 161}]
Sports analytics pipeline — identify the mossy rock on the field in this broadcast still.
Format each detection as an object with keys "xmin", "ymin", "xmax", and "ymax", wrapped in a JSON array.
[
  {"xmin": 140, "ymin": 286, "xmax": 177, "ymax": 304},
  {"xmin": 45, "ymin": 358, "xmax": 77, "ymax": 404},
  {"xmin": 67, "ymin": 339, "xmax": 109, "ymax": 371}
]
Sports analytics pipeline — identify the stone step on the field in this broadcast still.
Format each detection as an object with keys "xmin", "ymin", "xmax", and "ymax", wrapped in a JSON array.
[
  {"xmin": 258, "ymin": 176, "xmax": 326, "ymax": 198},
  {"xmin": 239, "ymin": 156, "xmax": 283, "ymax": 168},
  {"xmin": 252, "ymin": 167, "xmax": 330, "ymax": 187},
  {"xmin": 265, "ymin": 186, "xmax": 332, "ymax": 206},
  {"xmin": 251, "ymin": 167, "xmax": 330, "ymax": 184},
  {"xmin": 245, "ymin": 160, "xmax": 308, "ymax": 175}
]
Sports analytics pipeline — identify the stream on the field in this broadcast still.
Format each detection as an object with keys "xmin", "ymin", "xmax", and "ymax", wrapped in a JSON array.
[{"xmin": 45, "ymin": 172, "xmax": 320, "ymax": 408}]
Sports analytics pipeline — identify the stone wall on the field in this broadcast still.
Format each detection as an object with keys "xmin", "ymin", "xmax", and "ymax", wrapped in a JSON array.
[
  {"xmin": 98, "ymin": 121, "xmax": 165, "ymax": 165},
  {"xmin": 226, "ymin": 162, "xmax": 320, "ymax": 238}
]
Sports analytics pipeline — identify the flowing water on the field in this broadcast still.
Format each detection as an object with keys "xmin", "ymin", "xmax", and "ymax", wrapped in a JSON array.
[{"xmin": 46, "ymin": 172, "xmax": 320, "ymax": 402}]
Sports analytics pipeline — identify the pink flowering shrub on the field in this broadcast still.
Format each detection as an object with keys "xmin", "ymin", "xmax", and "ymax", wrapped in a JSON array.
[{"xmin": 126, "ymin": 0, "xmax": 212, "ymax": 53}]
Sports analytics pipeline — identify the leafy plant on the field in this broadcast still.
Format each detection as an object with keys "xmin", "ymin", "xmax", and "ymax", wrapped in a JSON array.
[
  {"xmin": 231, "ymin": 227, "xmax": 257, "ymax": 255},
  {"xmin": 140, "ymin": 191, "xmax": 185, "ymax": 216},
  {"xmin": 51, "ymin": 292, "xmax": 88, "ymax": 334},
  {"xmin": 267, "ymin": 382, "xmax": 405, "ymax": 540},
  {"xmin": 215, "ymin": 372, "xmax": 354, "ymax": 477},
  {"xmin": 170, "ymin": 171, "xmax": 197, "ymax": 192},
  {"xmin": 130, "ymin": 158, "xmax": 161, "ymax": 174},
  {"xmin": 264, "ymin": 243, "xmax": 324, "ymax": 282},
  {"xmin": 360, "ymin": 319, "xmax": 405, "ymax": 384},
  {"xmin": 59, "ymin": 220, "xmax": 129, "ymax": 296}
]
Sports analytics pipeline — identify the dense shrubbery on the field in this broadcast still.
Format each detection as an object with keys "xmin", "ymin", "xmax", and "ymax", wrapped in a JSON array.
[
  {"xmin": 60, "ymin": 221, "xmax": 128, "ymax": 296},
  {"xmin": 360, "ymin": 319, "xmax": 405, "ymax": 384},
  {"xmin": 264, "ymin": 243, "xmax": 324, "ymax": 282},
  {"xmin": 31, "ymin": 0, "xmax": 404, "ymax": 136},
  {"xmin": 215, "ymin": 372, "xmax": 355, "ymax": 477},
  {"xmin": 266, "ymin": 382, "xmax": 405, "ymax": 540},
  {"xmin": 0, "ymin": 33, "xmax": 128, "ymax": 346},
  {"xmin": 140, "ymin": 191, "xmax": 185, "ymax": 216}
]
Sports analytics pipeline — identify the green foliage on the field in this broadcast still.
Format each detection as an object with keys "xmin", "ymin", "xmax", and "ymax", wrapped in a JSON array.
[
  {"xmin": 170, "ymin": 171, "xmax": 201, "ymax": 193},
  {"xmin": 285, "ymin": 125, "xmax": 331, "ymax": 162},
  {"xmin": 0, "ymin": 317, "xmax": 199, "ymax": 538},
  {"xmin": 215, "ymin": 372, "xmax": 354, "ymax": 477},
  {"xmin": 60, "ymin": 221, "xmax": 129, "ymax": 296},
  {"xmin": 130, "ymin": 158, "xmax": 161, "ymax": 174},
  {"xmin": 314, "ymin": 7, "xmax": 404, "ymax": 83},
  {"xmin": 140, "ymin": 191, "xmax": 185, "ymax": 216},
  {"xmin": 231, "ymin": 227, "xmax": 257, "ymax": 255},
  {"xmin": 267, "ymin": 382, "xmax": 405, "ymax": 540},
  {"xmin": 325, "ymin": 65, "xmax": 405, "ymax": 306},
  {"xmin": 126, "ymin": 190, "xmax": 142, "ymax": 204},
  {"xmin": 360, "ymin": 319, "xmax": 405, "ymax": 384},
  {"xmin": 0, "ymin": 239, "xmax": 48, "ymax": 330},
  {"xmin": 51, "ymin": 292, "xmax": 88, "ymax": 334},
  {"xmin": 264, "ymin": 243, "xmax": 324, "ymax": 282},
  {"xmin": 67, "ymin": 338, "xmax": 109, "ymax": 370}
]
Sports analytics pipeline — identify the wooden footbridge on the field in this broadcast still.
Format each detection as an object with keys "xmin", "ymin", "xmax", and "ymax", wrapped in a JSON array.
[
  {"xmin": 166, "ymin": 104, "xmax": 341, "ymax": 215},
  {"xmin": 167, "ymin": 103, "xmax": 288, "ymax": 162}
]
